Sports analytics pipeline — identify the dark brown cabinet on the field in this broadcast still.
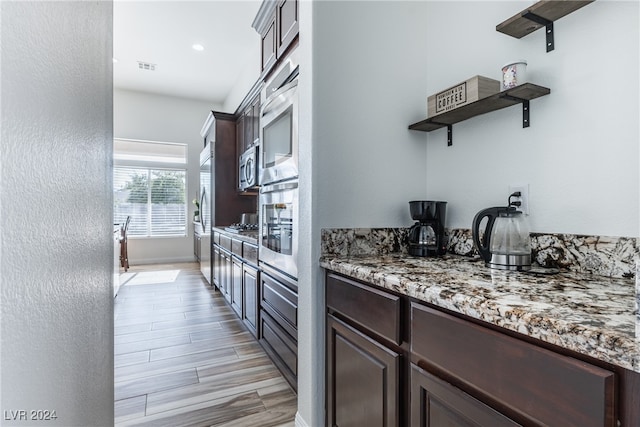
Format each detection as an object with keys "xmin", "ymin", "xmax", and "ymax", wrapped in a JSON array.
[
  {"xmin": 202, "ymin": 112, "xmax": 256, "ymax": 225},
  {"xmin": 327, "ymin": 314, "xmax": 401, "ymax": 427},
  {"xmin": 251, "ymin": 96, "xmax": 260, "ymax": 147},
  {"xmin": 261, "ymin": 12, "xmax": 277, "ymax": 74},
  {"xmin": 212, "ymin": 241, "xmax": 220, "ymax": 287},
  {"xmin": 249, "ymin": 94, "xmax": 260, "ymax": 149},
  {"xmin": 242, "ymin": 263, "xmax": 259, "ymax": 338},
  {"xmin": 253, "ymin": 0, "xmax": 298, "ymax": 77},
  {"xmin": 231, "ymin": 256, "xmax": 243, "ymax": 317},
  {"xmin": 236, "ymin": 93, "xmax": 261, "ymax": 157},
  {"xmin": 234, "ymin": 82, "xmax": 261, "ymax": 193},
  {"xmin": 410, "ymin": 364, "xmax": 519, "ymax": 427},
  {"xmin": 276, "ymin": 0, "xmax": 298, "ymax": 60},
  {"xmin": 259, "ymin": 265, "xmax": 298, "ymax": 391},
  {"xmin": 326, "ymin": 272, "xmax": 403, "ymax": 426},
  {"xmin": 324, "ymin": 270, "xmax": 631, "ymax": 427},
  {"xmin": 235, "ymin": 114, "xmax": 244, "ymax": 155},
  {"xmin": 193, "ymin": 226, "xmax": 201, "ymax": 262},
  {"xmin": 213, "ymin": 233, "xmax": 261, "ymax": 342},
  {"xmin": 411, "ymin": 303, "xmax": 616, "ymax": 427},
  {"xmin": 219, "ymin": 249, "xmax": 232, "ymax": 304}
]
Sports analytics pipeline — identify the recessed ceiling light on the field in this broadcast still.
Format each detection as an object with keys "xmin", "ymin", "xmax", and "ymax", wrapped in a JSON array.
[{"xmin": 192, "ymin": 44, "xmax": 204, "ymax": 52}]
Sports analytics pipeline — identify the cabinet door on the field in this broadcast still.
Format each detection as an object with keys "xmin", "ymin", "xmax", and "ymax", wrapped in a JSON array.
[
  {"xmin": 231, "ymin": 257, "xmax": 243, "ymax": 317},
  {"xmin": 327, "ymin": 314, "xmax": 401, "ymax": 427},
  {"xmin": 221, "ymin": 251, "xmax": 232, "ymax": 303},
  {"xmin": 411, "ymin": 363, "xmax": 521, "ymax": 427},
  {"xmin": 276, "ymin": 0, "xmax": 298, "ymax": 58},
  {"xmin": 194, "ymin": 233, "xmax": 201, "ymax": 261},
  {"xmin": 242, "ymin": 264, "xmax": 259, "ymax": 338},
  {"xmin": 251, "ymin": 95, "xmax": 260, "ymax": 146},
  {"xmin": 243, "ymin": 107, "xmax": 253, "ymax": 151},
  {"xmin": 261, "ymin": 12, "xmax": 277, "ymax": 73},
  {"xmin": 235, "ymin": 116, "xmax": 244, "ymax": 190},
  {"xmin": 212, "ymin": 245, "xmax": 221, "ymax": 288},
  {"xmin": 235, "ymin": 115, "xmax": 244, "ymax": 154}
]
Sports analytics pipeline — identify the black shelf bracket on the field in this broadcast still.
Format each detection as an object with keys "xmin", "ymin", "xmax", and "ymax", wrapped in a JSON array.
[
  {"xmin": 500, "ymin": 95, "xmax": 531, "ymax": 128},
  {"xmin": 522, "ymin": 10, "xmax": 554, "ymax": 52},
  {"xmin": 522, "ymin": 100, "xmax": 530, "ymax": 128},
  {"xmin": 429, "ymin": 121, "xmax": 453, "ymax": 146}
]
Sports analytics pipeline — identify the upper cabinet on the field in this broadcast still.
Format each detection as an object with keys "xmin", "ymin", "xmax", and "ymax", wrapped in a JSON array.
[
  {"xmin": 253, "ymin": 0, "xmax": 299, "ymax": 78},
  {"xmin": 260, "ymin": 13, "xmax": 277, "ymax": 73},
  {"xmin": 276, "ymin": 0, "xmax": 299, "ymax": 59},
  {"xmin": 235, "ymin": 78, "xmax": 262, "ymax": 161}
]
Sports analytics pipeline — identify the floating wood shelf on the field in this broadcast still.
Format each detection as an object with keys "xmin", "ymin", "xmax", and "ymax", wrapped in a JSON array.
[
  {"xmin": 409, "ymin": 83, "xmax": 550, "ymax": 145},
  {"xmin": 496, "ymin": 0, "xmax": 594, "ymax": 52}
]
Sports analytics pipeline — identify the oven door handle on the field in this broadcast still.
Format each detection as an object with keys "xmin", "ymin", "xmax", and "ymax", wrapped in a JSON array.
[
  {"xmin": 261, "ymin": 181, "xmax": 298, "ymax": 194},
  {"xmin": 261, "ymin": 80, "xmax": 298, "ymax": 117}
]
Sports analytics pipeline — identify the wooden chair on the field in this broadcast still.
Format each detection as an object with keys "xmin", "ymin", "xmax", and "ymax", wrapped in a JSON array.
[{"xmin": 119, "ymin": 216, "xmax": 131, "ymax": 272}]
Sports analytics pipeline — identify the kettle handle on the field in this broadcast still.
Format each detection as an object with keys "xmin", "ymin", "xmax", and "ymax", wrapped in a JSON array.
[{"xmin": 472, "ymin": 207, "xmax": 503, "ymax": 262}]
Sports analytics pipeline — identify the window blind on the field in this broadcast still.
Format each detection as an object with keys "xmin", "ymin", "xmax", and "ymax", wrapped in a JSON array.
[{"xmin": 113, "ymin": 139, "xmax": 188, "ymax": 238}]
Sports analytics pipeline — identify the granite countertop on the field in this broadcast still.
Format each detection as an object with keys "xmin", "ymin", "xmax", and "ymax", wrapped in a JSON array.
[
  {"xmin": 320, "ymin": 253, "xmax": 639, "ymax": 373},
  {"xmin": 212, "ymin": 226, "xmax": 258, "ymax": 245}
]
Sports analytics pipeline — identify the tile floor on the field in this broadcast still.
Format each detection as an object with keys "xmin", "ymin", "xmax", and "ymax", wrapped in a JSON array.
[{"xmin": 114, "ymin": 262, "xmax": 297, "ymax": 427}]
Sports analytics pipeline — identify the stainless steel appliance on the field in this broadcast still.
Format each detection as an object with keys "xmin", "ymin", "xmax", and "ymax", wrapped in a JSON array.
[
  {"xmin": 259, "ymin": 181, "xmax": 298, "ymax": 279},
  {"xmin": 225, "ymin": 213, "xmax": 258, "ymax": 234},
  {"xmin": 259, "ymin": 55, "xmax": 299, "ymax": 186},
  {"xmin": 239, "ymin": 145, "xmax": 258, "ymax": 191},
  {"xmin": 408, "ymin": 201, "xmax": 447, "ymax": 257},
  {"xmin": 199, "ymin": 144, "xmax": 212, "ymax": 284},
  {"xmin": 472, "ymin": 192, "xmax": 532, "ymax": 271}
]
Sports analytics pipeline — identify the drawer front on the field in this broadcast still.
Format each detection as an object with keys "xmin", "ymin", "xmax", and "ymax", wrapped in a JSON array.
[
  {"xmin": 243, "ymin": 242, "xmax": 258, "ymax": 265},
  {"xmin": 411, "ymin": 303, "xmax": 615, "ymax": 427},
  {"xmin": 410, "ymin": 363, "xmax": 520, "ymax": 427},
  {"xmin": 260, "ymin": 310, "xmax": 297, "ymax": 391},
  {"xmin": 213, "ymin": 231, "xmax": 220, "ymax": 245},
  {"xmin": 261, "ymin": 272, "xmax": 297, "ymax": 336},
  {"xmin": 219, "ymin": 234, "xmax": 232, "ymax": 251},
  {"xmin": 231, "ymin": 238, "xmax": 243, "ymax": 256},
  {"xmin": 326, "ymin": 272, "xmax": 402, "ymax": 346}
]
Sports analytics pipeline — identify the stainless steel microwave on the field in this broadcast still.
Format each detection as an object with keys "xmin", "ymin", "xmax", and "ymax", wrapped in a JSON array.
[
  {"xmin": 239, "ymin": 145, "xmax": 258, "ymax": 191},
  {"xmin": 259, "ymin": 78, "xmax": 298, "ymax": 186}
]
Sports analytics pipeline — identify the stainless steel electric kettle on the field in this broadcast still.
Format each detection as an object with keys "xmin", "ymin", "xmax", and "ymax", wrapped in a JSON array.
[{"xmin": 472, "ymin": 193, "xmax": 531, "ymax": 271}]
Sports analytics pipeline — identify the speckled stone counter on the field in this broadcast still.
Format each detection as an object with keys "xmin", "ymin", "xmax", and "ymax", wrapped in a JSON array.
[{"xmin": 320, "ymin": 253, "xmax": 640, "ymax": 373}]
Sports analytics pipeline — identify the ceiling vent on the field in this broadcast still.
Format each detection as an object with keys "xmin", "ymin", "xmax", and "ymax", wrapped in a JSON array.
[{"xmin": 137, "ymin": 61, "xmax": 156, "ymax": 71}]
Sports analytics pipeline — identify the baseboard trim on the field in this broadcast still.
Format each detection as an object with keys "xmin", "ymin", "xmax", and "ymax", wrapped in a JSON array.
[
  {"xmin": 129, "ymin": 256, "xmax": 197, "ymax": 265},
  {"xmin": 295, "ymin": 412, "xmax": 310, "ymax": 427}
]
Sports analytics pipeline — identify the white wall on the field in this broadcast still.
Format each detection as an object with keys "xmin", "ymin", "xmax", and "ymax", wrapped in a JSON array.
[
  {"xmin": 297, "ymin": 1, "xmax": 432, "ymax": 425},
  {"xmin": 222, "ymin": 53, "xmax": 261, "ymax": 114},
  {"xmin": 312, "ymin": 1, "xmax": 430, "ymax": 228},
  {"xmin": 1, "ymin": 2, "xmax": 114, "ymax": 425},
  {"xmin": 113, "ymin": 89, "xmax": 222, "ymax": 264},
  {"xmin": 297, "ymin": 1, "xmax": 639, "ymax": 426},
  {"xmin": 423, "ymin": 1, "xmax": 639, "ymax": 237}
]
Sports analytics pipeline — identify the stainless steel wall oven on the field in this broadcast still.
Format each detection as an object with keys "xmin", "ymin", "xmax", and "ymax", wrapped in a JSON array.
[{"xmin": 259, "ymin": 181, "xmax": 298, "ymax": 279}]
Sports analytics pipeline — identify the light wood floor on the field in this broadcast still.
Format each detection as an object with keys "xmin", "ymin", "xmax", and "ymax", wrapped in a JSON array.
[{"xmin": 114, "ymin": 262, "xmax": 297, "ymax": 427}]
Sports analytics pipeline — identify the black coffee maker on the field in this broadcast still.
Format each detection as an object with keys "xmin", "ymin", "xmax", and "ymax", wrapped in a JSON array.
[{"xmin": 408, "ymin": 201, "xmax": 447, "ymax": 257}]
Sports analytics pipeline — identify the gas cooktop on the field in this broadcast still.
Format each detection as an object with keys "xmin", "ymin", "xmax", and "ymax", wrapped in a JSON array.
[{"xmin": 224, "ymin": 223, "xmax": 258, "ymax": 234}]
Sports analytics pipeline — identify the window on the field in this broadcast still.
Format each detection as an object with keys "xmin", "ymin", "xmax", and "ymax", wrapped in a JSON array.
[{"xmin": 113, "ymin": 140, "xmax": 188, "ymax": 238}]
